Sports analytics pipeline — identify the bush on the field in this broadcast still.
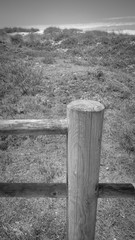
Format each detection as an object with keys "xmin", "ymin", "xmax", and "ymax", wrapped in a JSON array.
[
  {"xmin": 54, "ymin": 32, "xmax": 67, "ymax": 42},
  {"xmin": 24, "ymin": 33, "xmax": 42, "ymax": 48},
  {"xmin": 53, "ymin": 28, "xmax": 80, "ymax": 43},
  {"xmin": 0, "ymin": 30, "xmax": 10, "ymax": 43},
  {"xmin": 0, "ymin": 27, "xmax": 39, "ymax": 33},
  {"xmin": 63, "ymin": 28, "xmax": 82, "ymax": 36},
  {"xmin": 70, "ymin": 47, "xmax": 83, "ymax": 56},
  {"xmin": 10, "ymin": 34, "xmax": 24, "ymax": 46},
  {"xmin": 43, "ymin": 40, "xmax": 54, "ymax": 51},
  {"xmin": 43, "ymin": 27, "xmax": 62, "ymax": 40},
  {"xmin": 61, "ymin": 36, "xmax": 78, "ymax": 48}
]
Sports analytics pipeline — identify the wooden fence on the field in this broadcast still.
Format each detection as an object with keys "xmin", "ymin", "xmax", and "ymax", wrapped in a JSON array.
[{"xmin": 0, "ymin": 100, "xmax": 135, "ymax": 240}]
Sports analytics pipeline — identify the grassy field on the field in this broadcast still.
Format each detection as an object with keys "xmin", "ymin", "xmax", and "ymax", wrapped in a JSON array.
[{"xmin": 0, "ymin": 27, "xmax": 135, "ymax": 240}]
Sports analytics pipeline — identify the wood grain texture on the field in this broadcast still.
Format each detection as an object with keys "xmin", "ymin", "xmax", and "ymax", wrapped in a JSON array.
[
  {"xmin": 98, "ymin": 183, "xmax": 135, "ymax": 198},
  {"xmin": 0, "ymin": 119, "xmax": 68, "ymax": 135},
  {"xmin": 67, "ymin": 100, "xmax": 104, "ymax": 240},
  {"xmin": 0, "ymin": 183, "xmax": 67, "ymax": 198},
  {"xmin": 0, "ymin": 182, "xmax": 134, "ymax": 199}
]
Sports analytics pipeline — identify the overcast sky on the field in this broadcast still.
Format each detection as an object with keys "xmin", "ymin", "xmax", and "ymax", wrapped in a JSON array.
[{"xmin": 0, "ymin": 0, "xmax": 135, "ymax": 28}]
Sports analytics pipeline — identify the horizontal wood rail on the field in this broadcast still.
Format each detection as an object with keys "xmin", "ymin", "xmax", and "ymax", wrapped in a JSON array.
[
  {"xmin": 0, "ymin": 183, "xmax": 67, "ymax": 198},
  {"xmin": 0, "ymin": 183, "xmax": 134, "ymax": 198},
  {"xmin": 0, "ymin": 119, "xmax": 68, "ymax": 135},
  {"xmin": 98, "ymin": 183, "xmax": 135, "ymax": 198}
]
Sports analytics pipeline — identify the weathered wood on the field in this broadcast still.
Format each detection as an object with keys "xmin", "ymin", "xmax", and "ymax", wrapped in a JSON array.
[
  {"xmin": 0, "ymin": 183, "xmax": 67, "ymax": 198},
  {"xmin": 0, "ymin": 119, "xmax": 68, "ymax": 135},
  {"xmin": 0, "ymin": 182, "xmax": 134, "ymax": 199},
  {"xmin": 98, "ymin": 183, "xmax": 135, "ymax": 198},
  {"xmin": 67, "ymin": 100, "xmax": 104, "ymax": 240}
]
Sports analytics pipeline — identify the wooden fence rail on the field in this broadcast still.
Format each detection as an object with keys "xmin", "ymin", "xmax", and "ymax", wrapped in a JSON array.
[
  {"xmin": 0, "ymin": 100, "xmax": 135, "ymax": 240},
  {"xmin": 0, "ymin": 183, "xmax": 134, "ymax": 199},
  {"xmin": 0, "ymin": 119, "xmax": 68, "ymax": 135}
]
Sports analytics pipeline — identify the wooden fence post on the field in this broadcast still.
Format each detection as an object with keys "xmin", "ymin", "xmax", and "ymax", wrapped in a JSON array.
[{"xmin": 67, "ymin": 100, "xmax": 104, "ymax": 240}]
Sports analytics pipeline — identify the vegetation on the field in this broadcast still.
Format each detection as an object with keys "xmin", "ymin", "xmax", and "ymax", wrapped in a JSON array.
[
  {"xmin": 0, "ymin": 27, "xmax": 135, "ymax": 239},
  {"xmin": 0, "ymin": 27, "xmax": 39, "ymax": 33}
]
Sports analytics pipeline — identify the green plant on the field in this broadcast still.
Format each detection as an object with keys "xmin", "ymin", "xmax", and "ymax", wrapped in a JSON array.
[
  {"xmin": 43, "ymin": 27, "xmax": 62, "ymax": 40},
  {"xmin": 10, "ymin": 34, "xmax": 24, "ymax": 46},
  {"xmin": 61, "ymin": 36, "xmax": 78, "ymax": 48},
  {"xmin": 24, "ymin": 33, "xmax": 42, "ymax": 49},
  {"xmin": 0, "ymin": 27, "xmax": 39, "ymax": 33}
]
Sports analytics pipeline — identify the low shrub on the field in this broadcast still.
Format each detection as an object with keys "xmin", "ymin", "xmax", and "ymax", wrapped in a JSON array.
[
  {"xmin": 43, "ymin": 27, "xmax": 62, "ymax": 40},
  {"xmin": 0, "ymin": 27, "xmax": 39, "ymax": 33},
  {"xmin": 61, "ymin": 36, "xmax": 78, "ymax": 48},
  {"xmin": 0, "ymin": 30, "xmax": 10, "ymax": 43},
  {"xmin": 24, "ymin": 33, "xmax": 42, "ymax": 48},
  {"xmin": 70, "ymin": 47, "xmax": 83, "ymax": 56},
  {"xmin": 10, "ymin": 34, "xmax": 24, "ymax": 46}
]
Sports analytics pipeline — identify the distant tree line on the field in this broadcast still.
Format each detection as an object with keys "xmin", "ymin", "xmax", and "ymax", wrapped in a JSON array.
[{"xmin": 0, "ymin": 27, "xmax": 39, "ymax": 33}]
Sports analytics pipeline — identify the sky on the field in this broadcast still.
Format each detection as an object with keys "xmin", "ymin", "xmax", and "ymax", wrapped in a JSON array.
[{"xmin": 0, "ymin": 0, "xmax": 135, "ymax": 28}]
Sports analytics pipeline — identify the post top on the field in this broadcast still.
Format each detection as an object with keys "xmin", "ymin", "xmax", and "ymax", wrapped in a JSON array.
[{"xmin": 67, "ymin": 100, "xmax": 104, "ymax": 112}]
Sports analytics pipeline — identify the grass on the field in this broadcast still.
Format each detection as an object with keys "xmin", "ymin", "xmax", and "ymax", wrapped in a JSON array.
[{"xmin": 0, "ymin": 27, "xmax": 135, "ymax": 239}]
